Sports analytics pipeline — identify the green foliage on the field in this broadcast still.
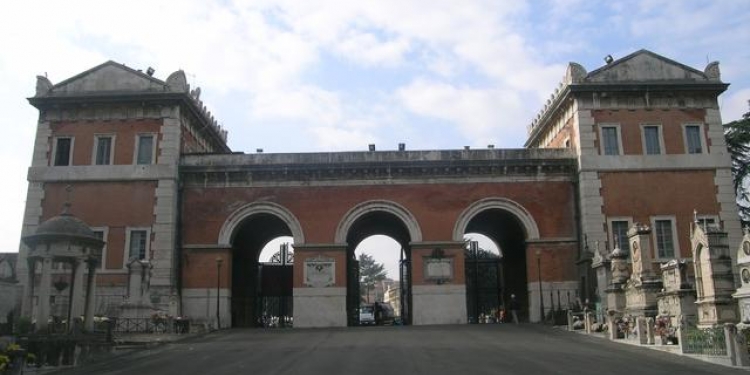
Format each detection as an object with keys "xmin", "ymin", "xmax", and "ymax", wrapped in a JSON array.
[
  {"xmin": 358, "ymin": 253, "xmax": 387, "ymax": 301},
  {"xmin": 358, "ymin": 253, "xmax": 387, "ymax": 285},
  {"xmin": 725, "ymin": 101, "xmax": 750, "ymax": 226},
  {"xmin": 14, "ymin": 317, "xmax": 32, "ymax": 335}
]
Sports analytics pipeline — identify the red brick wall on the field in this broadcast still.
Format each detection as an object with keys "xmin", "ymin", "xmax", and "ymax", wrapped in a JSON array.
[
  {"xmin": 42, "ymin": 181, "xmax": 158, "ymax": 270},
  {"xmin": 600, "ymin": 170, "xmax": 720, "ymax": 257},
  {"xmin": 592, "ymin": 108, "xmax": 708, "ymax": 155},
  {"xmin": 182, "ymin": 181, "xmax": 577, "ymax": 245},
  {"xmin": 548, "ymin": 117, "xmax": 577, "ymax": 149},
  {"xmin": 49, "ymin": 119, "xmax": 163, "ymax": 165},
  {"xmin": 182, "ymin": 250, "xmax": 231, "ymax": 289}
]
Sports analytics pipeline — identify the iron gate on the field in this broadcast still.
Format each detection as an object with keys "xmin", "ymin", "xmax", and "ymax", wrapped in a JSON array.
[
  {"xmin": 465, "ymin": 243, "xmax": 504, "ymax": 323},
  {"xmin": 399, "ymin": 247, "xmax": 412, "ymax": 325},
  {"xmin": 256, "ymin": 244, "xmax": 293, "ymax": 328},
  {"xmin": 346, "ymin": 257, "xmax": 360, "ymax": 326}
]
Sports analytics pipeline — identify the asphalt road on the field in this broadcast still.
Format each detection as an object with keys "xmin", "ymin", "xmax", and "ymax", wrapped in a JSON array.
[{"xmin": 56, "ymin": 324, "xmax": 745, "ymax": 375}]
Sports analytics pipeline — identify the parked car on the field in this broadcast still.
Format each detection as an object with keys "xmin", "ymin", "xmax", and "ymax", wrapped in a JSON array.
[
  {"xmin": 359, "ymin": 304, "xmax": 376, "ymax": 325},
  {"xmin": 360, "ymin": 302, "xmax": 396, "ymax": 325}
]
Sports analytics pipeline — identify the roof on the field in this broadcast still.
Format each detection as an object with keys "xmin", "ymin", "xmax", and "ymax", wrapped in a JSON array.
[
  {"xmin": 525, "ymin": 49, "xmax": 728, "ymax": 147},
  {"xmin": 28, "ymin": 60, "xmax": 231, "ymax": 153},
  {"xmin": 22, "ymin": 211, "xmax": 105, "ymax": 251}
]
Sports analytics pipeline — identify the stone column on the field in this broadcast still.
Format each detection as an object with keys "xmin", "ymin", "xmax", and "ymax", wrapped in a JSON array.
[
  {"xmin": 69, "ymin": 258, "xmax": 86, "ymax": 324},
  {"xmin": 84, "ymin": 259, "xmax": 98, "ymax": 332},
  {"xmin": 22, "ymin": 258, "xmax": 36, "ymax": 318},
  {"xmin": 36, "ymin": 257, "xmax": 52, "ymax": 332},
  {"xmin": 293, "ymin": 244, "xmax": 348, "ymax": 328}
]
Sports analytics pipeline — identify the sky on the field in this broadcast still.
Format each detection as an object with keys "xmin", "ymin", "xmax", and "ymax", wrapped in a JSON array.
[{"xmin": 1, "ymin": 1, "xmax": 749, "ymax": 278}]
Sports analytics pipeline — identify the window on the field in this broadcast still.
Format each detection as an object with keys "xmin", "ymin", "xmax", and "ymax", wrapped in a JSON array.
[
  {"xmin": 696, "ymin": 215, "xmax": 719, "ymax": 232},
  {"xmin": 610, "ymin": 220, "xmax": 631, "ymax": 253},
  {"xmin": 642, "ymin": 125, "xmax": 662, "ymax": 155},
  {"xmin": 600, "ymin": 126, "xmax": 621, "ymax": 155},
  {"xmin": 53, "ymin": 137, "xmax": 73, "ymax": 166},
  {"xmin": 127, "ymin": 229, "xmax": 149, "ymax": 261},
  {"xmin": 135, "ymin": 134, "xmax": 155, "ymax": 165},
  {"xmin": 653, "ymin": 218, "xmax": 677, "ymax": 259},
  {"xmin": 94, "ymin": 135, "xmax": 114, "ymax": 165},
  {"xmin": 685, "ymin": 125, "xmax": 703, "ymax": 154}
]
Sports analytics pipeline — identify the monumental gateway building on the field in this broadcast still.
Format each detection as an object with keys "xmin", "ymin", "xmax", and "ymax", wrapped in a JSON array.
[{"xmin": 16, "ymin": 50, "xmax": 741, "ymax": 328}]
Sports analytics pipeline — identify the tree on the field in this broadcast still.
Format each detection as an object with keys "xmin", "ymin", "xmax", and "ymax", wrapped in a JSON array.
[
  {"xmin": 358, "ymin": 253, "xmax": 387, "ymax": 302},
  {"xmin": 725, "ymin": 101, "xmax": 750, "ymax": 227}
]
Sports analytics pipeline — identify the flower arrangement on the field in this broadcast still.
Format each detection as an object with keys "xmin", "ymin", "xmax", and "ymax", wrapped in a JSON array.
[
  {"xmin": 654, "ymin": 315, "xmax": 677, "ymax": 344},
  {"xmin": 0, "ymin": 343, "xmax": 32, "ymax": 374}
]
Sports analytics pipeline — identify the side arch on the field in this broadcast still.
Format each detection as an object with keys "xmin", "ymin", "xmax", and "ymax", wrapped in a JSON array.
[
  {"xmin": 334, "ymin": 200, "xmax": 423, "ymax": 244},
  {"xmin": 452, "ymin": 198, "xmax": 540, "ymax": 241},
  {"xmin": 218, "ymin": 201, "xmax": 305, "ymax": 245}
]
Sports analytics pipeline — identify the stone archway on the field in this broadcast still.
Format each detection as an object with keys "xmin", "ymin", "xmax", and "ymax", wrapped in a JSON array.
[
  {"xmin": 453, "ymin": 197, "xmax": 540, "ymax": 323},
  {"xmin": 452, "ymin": 197, "xmax": 540, "ymax": 242},
  {"xmin": 218, "ymin": 202, "xmax": 304, "ymax": 328},
  {"xmin": 335, "ymin": 200, "xmax": 422, "ymax": 326},
  {"xmin": 335, "ymin": 200, "xmax": 422, "ymax": 244},
  {"xmin": 219, "ymin": 201, "xmax": 305, "ymax": 246}
]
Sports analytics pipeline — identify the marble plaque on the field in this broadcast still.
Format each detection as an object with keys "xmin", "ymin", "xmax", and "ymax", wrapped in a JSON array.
[
  {"xmin": 304, "ymin": 257, "xmax": 335, "ymax": 288},
  {"xmin": 425, "ymin": 258, "xmax": 453, "ymax": 281}
]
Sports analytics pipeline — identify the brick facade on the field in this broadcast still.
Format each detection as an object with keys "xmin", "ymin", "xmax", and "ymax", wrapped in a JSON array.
[{"xmin": 17, "ymin": 50, "xmax": 741, "ymax": 327}]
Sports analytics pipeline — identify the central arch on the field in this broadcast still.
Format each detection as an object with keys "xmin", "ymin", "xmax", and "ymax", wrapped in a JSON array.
[
  {"xmin": 453, "ymin": 198, "xmax": 539, "ymax": 242},
  {"xmin": 335, "ymin": 200, "xmax": 422, "ymax": 244},
  {"xmin": 336, "ymin": 200, "xmax": 422, "ymax": 326},
  {"xmin": 454, "ymin": 198, "xmax": 539, "ymax": 323}
]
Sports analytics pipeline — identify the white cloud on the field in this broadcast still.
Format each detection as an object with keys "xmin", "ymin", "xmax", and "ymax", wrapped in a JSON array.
[
  {"xmin": 723, "ymin": 89, "xmax": 750, "ymax": 123},
  {"xmin": 396, "ymin": 79, "xmax": 527, "ymax": 147}
]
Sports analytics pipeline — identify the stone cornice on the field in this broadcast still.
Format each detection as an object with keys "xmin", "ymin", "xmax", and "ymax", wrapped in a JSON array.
[
  {"xmin": 179, "ymin": 149, "xmax": 577, "ymax": 187},
  {"xmin": 525, "ymin": 82, "xmax": 728, "ymax": 148},
  {"xmin": 28, "ymin": 92, "xmax": 231, "ymax": 153}
]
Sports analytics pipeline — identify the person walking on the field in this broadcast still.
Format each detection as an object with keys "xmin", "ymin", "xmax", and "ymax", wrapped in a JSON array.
[{"xmin": 509, "ymin": 294, "xmax": 520, "ymax": 324}]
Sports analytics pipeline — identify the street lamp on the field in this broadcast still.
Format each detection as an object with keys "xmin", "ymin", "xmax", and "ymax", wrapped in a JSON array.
[
  {"xmin": 216, "ymin": 257, "xmax": 223, "ymax": 329},
  {"xmin": 536, "ymin": 249, "xmax": 544, "ymax": 324}
]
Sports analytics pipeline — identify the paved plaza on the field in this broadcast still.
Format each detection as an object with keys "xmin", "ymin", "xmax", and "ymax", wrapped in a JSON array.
[{"xmin": 52, "ymin": 324, "xmax": 745, "ymax": 375}]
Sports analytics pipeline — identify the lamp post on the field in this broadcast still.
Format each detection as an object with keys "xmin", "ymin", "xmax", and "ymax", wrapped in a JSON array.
[
  {"xmin": 536, "ymin": 249, "xmax": 544, "ymax": 324},
  {"xmin": 216, "ymin": 257, "xmax": 223, "ymax": 330}
]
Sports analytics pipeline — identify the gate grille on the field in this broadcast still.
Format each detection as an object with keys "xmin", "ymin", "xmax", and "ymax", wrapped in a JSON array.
[
  {"xmin": 465, "ymin": 244, "xmax": 503, "ymax": 324},
  {"xmin": 681, "ymin": 325, "xmax": 727, "ymax": 356}
]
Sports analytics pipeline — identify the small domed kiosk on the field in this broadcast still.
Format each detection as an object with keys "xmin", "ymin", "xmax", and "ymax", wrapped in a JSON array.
[{"xmin": 22, "ymin": 203, "xmax": 104, "ymax": 332}]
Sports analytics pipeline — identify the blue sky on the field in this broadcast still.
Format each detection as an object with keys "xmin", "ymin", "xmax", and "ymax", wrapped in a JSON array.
[{"xmin": 2, "ymin": 1, "xmax": 749, "ymax": 277}]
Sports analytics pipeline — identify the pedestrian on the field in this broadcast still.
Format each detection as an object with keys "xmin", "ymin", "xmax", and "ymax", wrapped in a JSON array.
[{"xmin": 509, "ymin": 294, "xmax": 519, "ymax": 324}]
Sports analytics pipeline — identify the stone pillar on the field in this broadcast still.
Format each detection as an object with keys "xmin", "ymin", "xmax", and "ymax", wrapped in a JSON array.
[
  {"xmin": 607, "ymin": 310, "xmax": 620, "ymax": 340},
  {"xmin": 732, "ymin": 230, "xmax": 750, "ymax": 323},
  {"xmin": 606, "ymin": 246, "xmax": 628, "ymax": 315},
  {"xmin": 36, "ymin": 257, "xmax": 52, "ymax": 331},
  {"xmin": 636, "ymin": 317, "xmax": 648, "ymax": 344},
  {"xmin": 411, "ymin": 242, "xmax": 467, "ymax": 325},
  {"xmin": 84, "ymin": 260, "xmax": 97, "ymax": 332},
  {"xmin": 624, "ymin": 224, "xmax": 662, "ymax": 318},
  {"xmin": 69, "ymin": 258, "xmax": 86, "ymax": 324},
  {"xmin": 22, "ymin": 258, "xmax": 36, "ymax": 318},
  {"xmin": 293, "ymin": 244, "xmax": 347, "ymax": 328},
  {"xmin": 591, "ymin": 246, "xmax": 610, "ymax": 322},
  {"xmin": 692, "ymin": 223, "xmax": 737, "ymax": 327},
  {"xmin": 645, "ymin": 317, "xmax": 655, "ymax": 345}
]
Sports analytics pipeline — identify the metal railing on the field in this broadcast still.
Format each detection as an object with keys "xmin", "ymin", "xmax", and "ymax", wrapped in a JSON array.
[
  {"xmin": 110, "ymin": 317, "xmax": 169, "ymax": 334},
  {"xmin": 681, "ymin": 325, "xmax": 727, "ymax": 356}
]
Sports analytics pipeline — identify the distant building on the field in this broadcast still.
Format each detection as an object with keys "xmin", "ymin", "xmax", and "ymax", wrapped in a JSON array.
[{"xmin": 383, "ymin": 284, "xmax": 401, "ymax": 317}]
